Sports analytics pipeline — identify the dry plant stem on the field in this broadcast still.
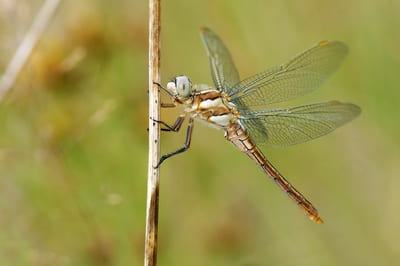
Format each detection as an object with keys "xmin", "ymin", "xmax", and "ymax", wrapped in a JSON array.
[
  {"xmin": 0, "ymin": 0, "xmax": 61, "ymax": 102},
  {"xmin": 145, "ymin": 0, "xmax": 161, "ymax": 265}
]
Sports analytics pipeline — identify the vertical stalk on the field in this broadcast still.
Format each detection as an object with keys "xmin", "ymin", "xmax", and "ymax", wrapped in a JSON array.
[{"xmin": 145, "ymin": 0, "xmax": 161, "ymax": 265}]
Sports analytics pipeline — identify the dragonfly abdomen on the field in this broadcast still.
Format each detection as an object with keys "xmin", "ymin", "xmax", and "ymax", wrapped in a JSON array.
[{"xmin": 226, "ymin": 122, "xmax": 323, "ymax": 224}]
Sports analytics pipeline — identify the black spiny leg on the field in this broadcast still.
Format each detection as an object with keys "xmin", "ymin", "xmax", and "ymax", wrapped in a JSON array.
[
  {"xmin": 161, "ymin": 103, "xmax": 176, "ymax": 108},
  {"xmin": 152, "ymin": 114, "xmax": 186, "ymax": 132},
  {"xmin": 153, "ymin": 81, "xmax": 173, "ymax": 97},
  {"xmin": 155, "ymin": 117, "xmax": 194, "ymax": 168},
  {"xmin": 146, "ymin": 98, "xmax": 178, "ymax": 132}
]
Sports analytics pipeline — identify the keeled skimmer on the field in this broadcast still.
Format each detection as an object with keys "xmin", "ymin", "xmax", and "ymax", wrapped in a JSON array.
[{"xmin": 155, "ymin": 27, "xmax": 361, "ymax": 223}]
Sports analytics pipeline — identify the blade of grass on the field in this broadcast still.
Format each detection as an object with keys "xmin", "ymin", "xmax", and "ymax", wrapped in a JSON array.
[{"xmin": 0, "ymin": 0, "xmax": 61, "ymax": 102}]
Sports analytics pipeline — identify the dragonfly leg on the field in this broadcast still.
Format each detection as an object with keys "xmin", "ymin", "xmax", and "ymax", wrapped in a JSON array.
[
  {"xmin": 152, "ymin": 113, "xmax": 186, "ymax": 132},
  {"xmin": 155, "ymin": 117, "xmax": 194, "ymax": 168},
  {"xmin": 153, "ymin": 81, "xmax": 173, "ymax": 97},
  {"xmin": 161, "ymin": 102, "xmax": 176, "ymax": 108},
  {"xmin": 153, "ymin": 81, "xmax": 176, "ymax": 107}
]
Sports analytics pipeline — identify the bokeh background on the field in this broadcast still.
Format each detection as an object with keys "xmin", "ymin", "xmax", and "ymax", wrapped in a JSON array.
[{"xmin": 1, "ymin": 0, "xmax": 399, "ymax": 265}]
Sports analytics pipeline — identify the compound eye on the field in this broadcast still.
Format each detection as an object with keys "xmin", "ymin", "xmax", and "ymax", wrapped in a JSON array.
[{"xmin": 175, "ymin": 76, "xmax": 191, "ymax": 97}]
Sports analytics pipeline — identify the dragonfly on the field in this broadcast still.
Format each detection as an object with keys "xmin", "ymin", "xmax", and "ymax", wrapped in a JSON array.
[{"xmin": 155, "ymin": 27, "xmax": 361, "ymax": 223}]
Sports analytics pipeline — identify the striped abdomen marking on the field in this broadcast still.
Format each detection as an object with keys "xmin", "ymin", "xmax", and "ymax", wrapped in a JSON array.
[{"xmin": 226, "ymin": 123, "xmax": 323, "ymax": 224}]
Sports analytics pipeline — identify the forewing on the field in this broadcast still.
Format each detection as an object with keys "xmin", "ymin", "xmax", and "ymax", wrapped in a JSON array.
[
  {"xmin": 200, "ymin": 27, "xmax": 240, "ymax": 91},
  {"xmin": 240, "ymin": 101, "xmax": 361, "ymax": 147},
  {"xmin": 230, "ymin": 41, "xmax": 348, "ymax": 107}
]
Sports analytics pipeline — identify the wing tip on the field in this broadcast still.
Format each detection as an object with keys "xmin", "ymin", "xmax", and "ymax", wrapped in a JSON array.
[
  {"xmin": 318, "ymin": 40, "xmax": 330, "ymax": 47},
  {"xmin": 329, "ymin": 100, "xmax": 342, "ymax": 105},
  {"xmin": 317, "ymin": 40, "xmax": 349, "ymax": 56},
  {"xmin": 329, "ymin": 100, "xmax": 362, "ymax": 114},
  {"xmin": 200, "ymin": 27, "xmax": 209, "ymax": 33}
]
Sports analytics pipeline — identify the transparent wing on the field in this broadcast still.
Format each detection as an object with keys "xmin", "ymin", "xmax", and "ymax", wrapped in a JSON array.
[
  {"xmin": 240, "ymin": 101, "xmax": 361, "ymax": 147},
  {"xmin": 230, "ymin": 41, "xmax": 348, "ymax": 107},
  {"xmin": 200, "ymin": 27, "xmax": 240, "ymax": 91}
]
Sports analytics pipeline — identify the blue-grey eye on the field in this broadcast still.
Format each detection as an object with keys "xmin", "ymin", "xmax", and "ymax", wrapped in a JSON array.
[{"xmin": 175, "ymin": 76, "xmax": 192, "ymax": 97}]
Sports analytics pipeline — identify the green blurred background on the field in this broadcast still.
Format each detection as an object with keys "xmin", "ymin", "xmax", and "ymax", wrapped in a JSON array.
[{"xmin": 1, "ymin": 0, "xmax": 399, "ymax": 265}]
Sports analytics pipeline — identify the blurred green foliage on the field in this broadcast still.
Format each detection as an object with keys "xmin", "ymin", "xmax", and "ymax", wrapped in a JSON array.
[{"xmin": 0, "ymin": 0, "xmax": 399, "ymax": 265}]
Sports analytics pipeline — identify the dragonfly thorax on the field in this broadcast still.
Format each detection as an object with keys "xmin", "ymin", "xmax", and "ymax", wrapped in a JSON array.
[{"xmin": 167, "ymin": 75, "xmax": 192, "ymax": 99}]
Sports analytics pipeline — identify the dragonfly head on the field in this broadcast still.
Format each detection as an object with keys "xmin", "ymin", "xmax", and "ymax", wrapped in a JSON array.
[{"xmin": 167, "ymin": 76, "xmax": 192, "ymax": 100}]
